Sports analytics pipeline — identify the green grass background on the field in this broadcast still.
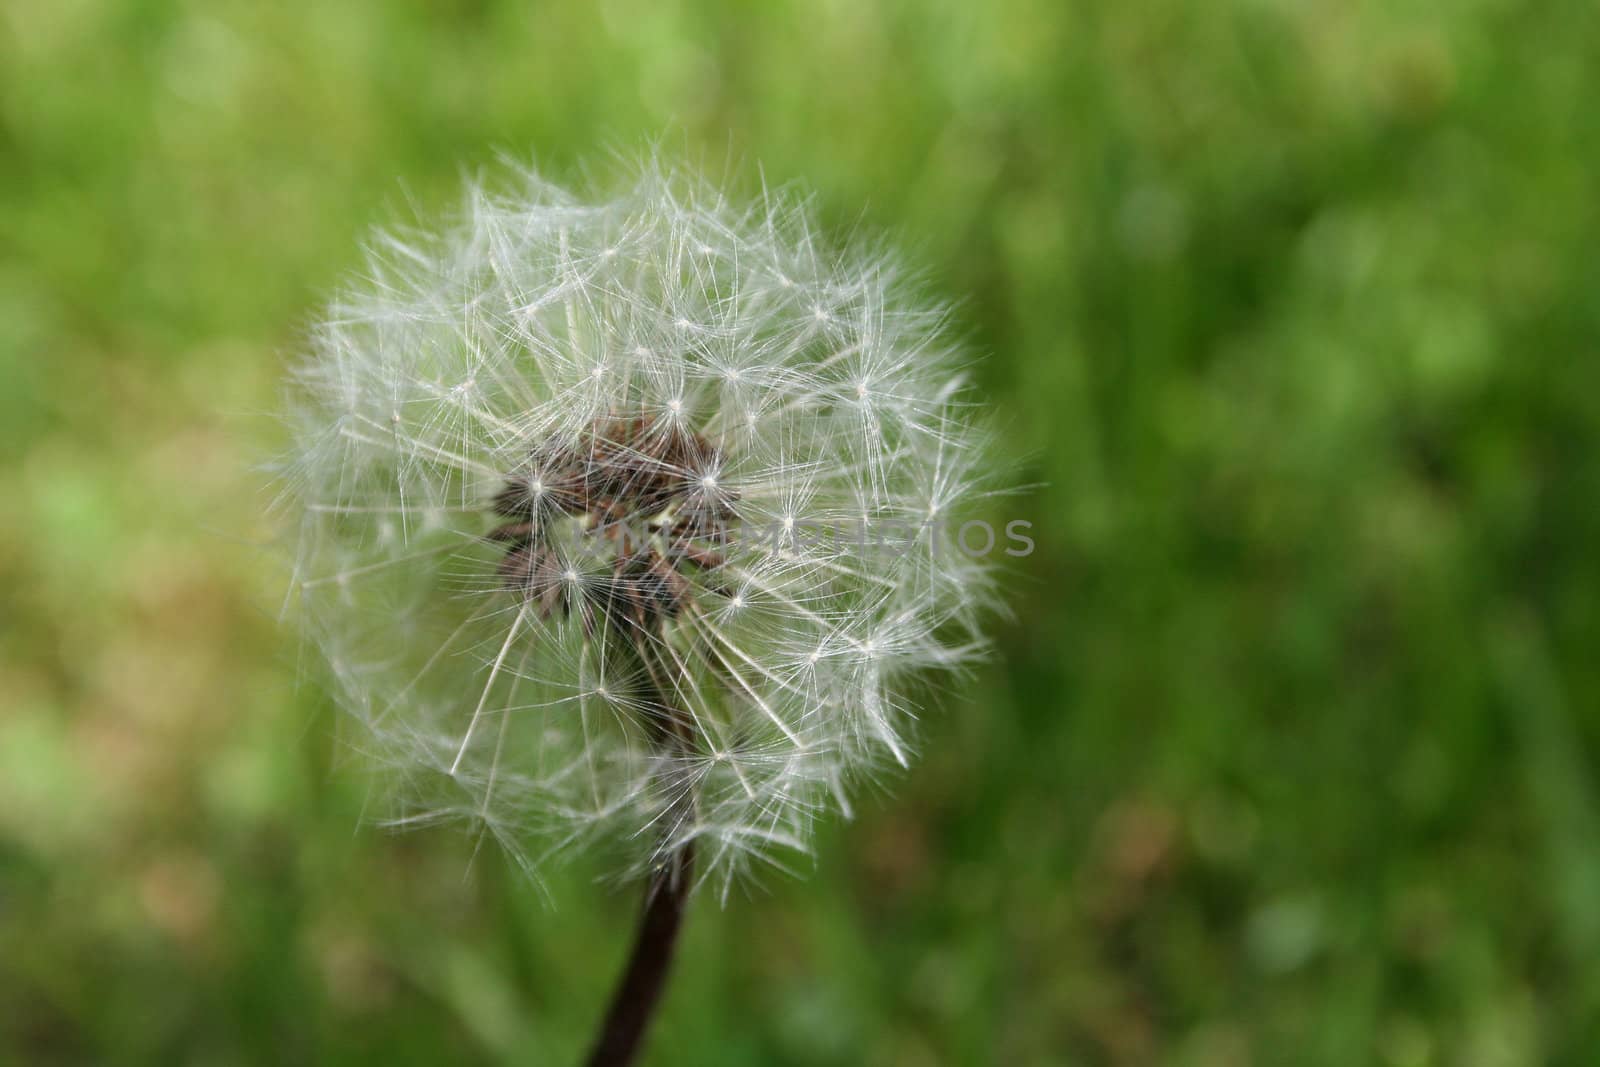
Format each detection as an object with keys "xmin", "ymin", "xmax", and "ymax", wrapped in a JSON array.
[{"xmin": 4, "ymin": 1, "xmax": 1599, "ymax": 1064}]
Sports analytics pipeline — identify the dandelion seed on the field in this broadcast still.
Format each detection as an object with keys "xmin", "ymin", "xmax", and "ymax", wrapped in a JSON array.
[{"xmin": 279, "ymin": 159, "xmax": 1002, "ymax": 1053}]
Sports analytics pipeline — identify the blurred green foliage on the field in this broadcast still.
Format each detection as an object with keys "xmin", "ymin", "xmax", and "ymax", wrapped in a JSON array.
[{"xmin": 3, "ymin": 1, "xmax": 1599, "ymax": 1064}]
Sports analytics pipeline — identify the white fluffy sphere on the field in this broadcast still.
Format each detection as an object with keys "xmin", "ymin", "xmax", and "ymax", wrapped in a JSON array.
[{"xmin": 282, "ymin": 161, "xmax": 999, "ymax": 896}]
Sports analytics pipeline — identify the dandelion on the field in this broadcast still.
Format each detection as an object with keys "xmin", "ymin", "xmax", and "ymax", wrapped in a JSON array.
[{"xmin": 280, "ymin": 158, "xmax": 1001, "ymax": 1064}]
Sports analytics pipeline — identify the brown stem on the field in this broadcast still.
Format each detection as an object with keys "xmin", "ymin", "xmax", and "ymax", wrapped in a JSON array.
[{"xmin": 583, "ymin": 843, "xmax": 695, "ymax": 1067}]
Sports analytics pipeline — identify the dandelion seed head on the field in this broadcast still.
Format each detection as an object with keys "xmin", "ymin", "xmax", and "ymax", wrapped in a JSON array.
[{"xmin": 280, "ymin": 158, "xmax": 1001, "ymax": 895}]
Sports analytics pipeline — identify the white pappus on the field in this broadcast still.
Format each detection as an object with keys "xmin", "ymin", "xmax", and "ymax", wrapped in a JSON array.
[{"xmin": 280, "ymin": 158, "xmax": 1003, "ymax": 900}]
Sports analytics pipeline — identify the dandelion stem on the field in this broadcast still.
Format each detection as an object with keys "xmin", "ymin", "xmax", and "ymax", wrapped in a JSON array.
[{"xmin": 583, "ymin": 842, "xmax": 695, "ymax": 1067}]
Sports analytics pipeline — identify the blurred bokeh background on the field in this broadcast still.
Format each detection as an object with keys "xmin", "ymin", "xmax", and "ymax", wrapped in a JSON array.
[{"xmin": 4, "ymin": 1, "xmax": 1599, "ymax": 1064}]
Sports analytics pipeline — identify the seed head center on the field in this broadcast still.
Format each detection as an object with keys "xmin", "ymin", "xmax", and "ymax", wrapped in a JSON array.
[{"xmin": 488, "ymin": 414, "xmax": 735, "ymax": 631}]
